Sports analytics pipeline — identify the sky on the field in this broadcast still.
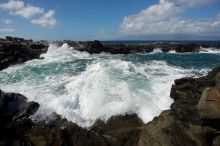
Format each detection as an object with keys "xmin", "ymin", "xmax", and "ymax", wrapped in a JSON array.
[{"xmin": 0, "ymin": 0, "xmax": 220, "ymax": 40}]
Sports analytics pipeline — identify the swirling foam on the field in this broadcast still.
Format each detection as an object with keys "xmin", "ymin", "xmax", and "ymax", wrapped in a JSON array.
[{"xmin": 0, "ymin": 43, "xmax": 207, "ymax": 127}]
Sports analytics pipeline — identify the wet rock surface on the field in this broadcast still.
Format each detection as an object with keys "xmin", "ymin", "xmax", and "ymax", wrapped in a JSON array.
[
  {"xmin": 91, "ymin": 114, "xmax": 143, "ymax": 146},
  {"xmin": 1, "ymin": 36, "xmax": 220, "ymax": 71},
  {"xmin": 45, "ymin": 38, "xmax": 220, "ymax": 55},
  {"xmin": 1, "ymin": 36, "xmax": 220, "ymax": 146},
  {"xmin": 68, "ymin": 41, "xmax": 220, "ymax": 54},
  {"xmin": 0, "ymin": 36, "xmax": 48, "ymax": 71},
  {"xmin": 0, "ymin": 89, "xmax": 143, "ymax": 146},
  {"xmin": 139, "ymin": 66, "xmax": 220, "ymax": 146}
]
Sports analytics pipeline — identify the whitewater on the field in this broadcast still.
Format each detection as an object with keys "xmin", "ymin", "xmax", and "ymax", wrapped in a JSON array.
[{"xmin": 0, "ymin": 43, "xmax": 220, "ymax": 127}]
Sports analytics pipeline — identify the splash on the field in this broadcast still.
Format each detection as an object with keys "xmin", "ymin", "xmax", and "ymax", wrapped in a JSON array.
[{"xmin": 0, "ymin": 43, "xmax": 212, "ymax": 127}]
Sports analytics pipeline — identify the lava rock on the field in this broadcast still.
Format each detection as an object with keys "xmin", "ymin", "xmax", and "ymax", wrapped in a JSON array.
[
  {"xmin": 0, "ymin": 36, "xmax": 48, "ymax": 71},
  {"xmin": 138, "ymin": 66, "xmax": 220, "ymax": 146}
]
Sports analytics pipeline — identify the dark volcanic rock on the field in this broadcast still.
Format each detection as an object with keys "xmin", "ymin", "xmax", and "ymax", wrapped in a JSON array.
[
  {"xmin": 0, "ymin": 89, "xmax": 142, "ymax": 146},
  {"xmin": 91, "ymin": 114, "xmax": 143, "ymax": 146},
  {"xmin": 70, "ymin": 41, "xmax": 220, "ymax": 54},
  {"xmin": 76, "ymin": 40, "xmax": 105, "ymax": 54},
  {"xmin": 1, "ymin": 36, "xmax": 220, "ymax": 71},
  {"xmin": 0, "ymin": 90, "xmax": 39, "ymax": 145},
  {"xmin": 139, "ymin": 66, "xmax": 220, "ymax": 146},
  {"xmin": 27, "ymin": 115, "xmax": 119, "ymax": 146},
  {"xmin": 0, "ymin": 36, "xmax": 48, "ymax": 71}
]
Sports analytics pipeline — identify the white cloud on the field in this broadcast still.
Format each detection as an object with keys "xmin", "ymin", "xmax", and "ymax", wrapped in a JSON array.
[
  {"xmin": 121, "ymin": 0, "xmax": 182, "ymax": 33},
  {"xmin": 0, "ymin": 28, "xmax": 14, "ymax": 33},
  {"xmin": 166, "ymin": 0, "xmax": 216, "ymax": 7},
  {"xmin": 10, "ymin": 4, "xmax": 44, "ymax": 19},
  {"xmin": 0, "ymin": 0, "xmax": 24, "ymax": 10},
  {"xmin": 0, "ymin": 0, "xmax": 56, "ymax": 28},
  {"xmin": 120, "ymin": 0, "xmax": 220, "ymax": 37},
  {"xmin": 31, "ymin": 10, "xmax": 56, "ymax": 28},
  {"xmin": 0, "ymin": 0, "xmax": 43, "ymax": 19},
  {"xmin": 0, "ymin": 19, "xmax": 13, "ymax": 24}
]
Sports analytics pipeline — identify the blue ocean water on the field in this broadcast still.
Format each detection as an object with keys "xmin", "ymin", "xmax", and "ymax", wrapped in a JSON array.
[
  {"xmin": 102, "ymin": 40, "xmax": 220, "ymax": 45},
  {"xmin": 0, "ymin": 43, "xmax": 220, "ymax": 127}
]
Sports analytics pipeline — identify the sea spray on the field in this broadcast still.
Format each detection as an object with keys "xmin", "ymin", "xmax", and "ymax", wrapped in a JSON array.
[{"xmin": 0, "ymin": 43, "xmax": 219, "ymax": 127}]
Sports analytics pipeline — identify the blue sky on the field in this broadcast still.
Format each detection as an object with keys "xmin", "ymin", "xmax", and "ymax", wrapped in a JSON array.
[{"xmin": 0, "ymin": 0, "xmax": 220, "ymax": 40}]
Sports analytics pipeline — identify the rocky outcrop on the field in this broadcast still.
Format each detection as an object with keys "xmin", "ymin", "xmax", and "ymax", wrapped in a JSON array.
[
  {"xmin": 1, "ymin": 36, "xmax": 220, "ymax": 146},
  {"xmin": 139, "ymin": 66, "xmax": 220, "ymax": 146},
  {"xmin": 0, "ymin": 89, "xmax": 143, "ymax": 146},
  {"xmin": 91, "ymin": 114, "xmax": 143, "ymax": 146},
  {"xmin": 0, "ymin": 90, "xmax": 39, "ymax": 145},
  {"xmin": 1, "ymin": 36, "xmax": 220, "ymax": 71},
  {"xmin": 54, "ymin": 40, "xmax": 220, "ymax": 54},
  {"xmin": 73, "ymin": 42, "xmax": 220, "ymax": 54},
  {"xmin": 0, "ymin": 36, "xmax": 48, "ymax": 71}
]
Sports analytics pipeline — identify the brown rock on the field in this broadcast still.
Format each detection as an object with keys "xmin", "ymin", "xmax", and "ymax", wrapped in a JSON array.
[
  {"xmin": 197, "ymin": 88, "xmax": 220, "ymax": 118},
  {"xmin": 215, "ymin": 73, "xmax": 220, "ymax": 92},
  {"xmin": 212, "ymin": 135, "xmax": 220, "ymax": 146}
]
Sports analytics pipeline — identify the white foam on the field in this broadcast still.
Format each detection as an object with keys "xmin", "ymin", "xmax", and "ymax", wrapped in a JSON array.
[
  {"xmin": 0, "ymin": 43, "xmax": 208, "ymax": 127},
  {"xmin": 199, "ymin": 47, "xmax": 220, "ymax": 53},
  {"xmin": 168, "ymin": 50, "xmax": 177, "ymax": 53},
  {"xmin": 40, "ymin": 43, "xmax": 91, "ymax": 62},
  {"xmin": 150, "ymin": 48, "xmax": 163, "ymax": 54}
]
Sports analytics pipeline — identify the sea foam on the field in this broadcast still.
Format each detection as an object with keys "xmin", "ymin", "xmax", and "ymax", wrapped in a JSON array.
[{"xmin": 0, "ymin": 43, "xmax": 208, "ymax": 127}]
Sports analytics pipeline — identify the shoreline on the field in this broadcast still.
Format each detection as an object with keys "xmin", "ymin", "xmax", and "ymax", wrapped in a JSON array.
[
  {"xmin": 1, "ymin": 65, "xmax": 220, "ymax": 146},
  {"xmin": 1, "ymin": 36, "xmax": 220, "ymax": 70},
  {"xmin": 1, "ymin": 36, "xmax": 220, "ymax": 146}
]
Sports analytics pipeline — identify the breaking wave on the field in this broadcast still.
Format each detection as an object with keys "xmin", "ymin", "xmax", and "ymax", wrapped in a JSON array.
[{"xmin": 0, "ymin": 43, "xmax": 214, "ymax": 127}]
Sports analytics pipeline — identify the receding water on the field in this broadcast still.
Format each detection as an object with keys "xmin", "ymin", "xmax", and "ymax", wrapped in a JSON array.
[{"xmin": 0, "ymin": 43, "xmax": 220, "ymax": 127}]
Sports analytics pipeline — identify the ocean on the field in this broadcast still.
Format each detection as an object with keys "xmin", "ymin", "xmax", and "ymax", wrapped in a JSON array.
[{"xmin": 0, "ymin": 42, "xmax": 220, "ymax": 127}]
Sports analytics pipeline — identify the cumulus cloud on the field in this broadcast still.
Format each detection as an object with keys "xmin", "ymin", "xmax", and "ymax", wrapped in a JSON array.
[
  {"xmin": 10, "ymin": 4, "xmax": 44, "ymax": 19},
  {"xmin": 0, "ymin": 0, "xmax": 43, "ymax": 18},
  {"xmin": 0, "ymin": 0, "xmax": 56, "ymax": 28},
  {"xmin": 31, "ymin": 10, "xmax": 56, "ymax": 28},
  {"xmin": 0, "ymin": 28, "xmax": 14, "ymax": 33},
  {"xmin": 120, "ymin": 0, "xmax": 220, "ymax": 38},
  {"xmin": 121, "ymin": 0, "xmax": 182, "ymax": 32}
]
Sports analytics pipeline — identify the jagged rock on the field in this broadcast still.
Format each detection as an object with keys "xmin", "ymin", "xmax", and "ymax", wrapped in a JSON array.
[
  {"xmin": 139, "ymin": 111, "xmax": 210, "ymax": 146},
  {"xmin": 59, "ymin": 39, "xmax": 220, "ymax": 55},
  {"xmin": 0, "ymin": 37, "xmax": 48, "ymax": 71},
  {"xmin": 0, "ymin": 89, "xmax": 141, "ymax": 146},
  {"xmin": 138, "ymin": 66, "xmax": 220, "ymax": 146},
  {"xmin": 76, "ymin": 40, "xmax": 105, "ymax": 54},
  {"xmin": 0, "ymin": 90, "xmax": 38, "ymax": 145},
  {"xmin": 27, "ymin": 114, "xmax": 120, "ymax": 146},
  {"xmin": 91, "ymin": 114, "xmax": 143, "ymax": 146},
  {"xmin": 1, "ymin": 36, "xmax": 220, "ymax": 71}
]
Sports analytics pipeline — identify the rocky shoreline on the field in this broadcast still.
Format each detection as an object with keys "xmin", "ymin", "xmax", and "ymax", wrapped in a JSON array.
[
  {"xmin": 139, "ymin": 66, "xmax": 220, "ymax": 146},
  {"xmin": 1, "ymin": 36, "xmax": 220, "ymax": 70},
  {"xmin": 1, "ymin": 36, "xmax": 220, "ymax": 146}
]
